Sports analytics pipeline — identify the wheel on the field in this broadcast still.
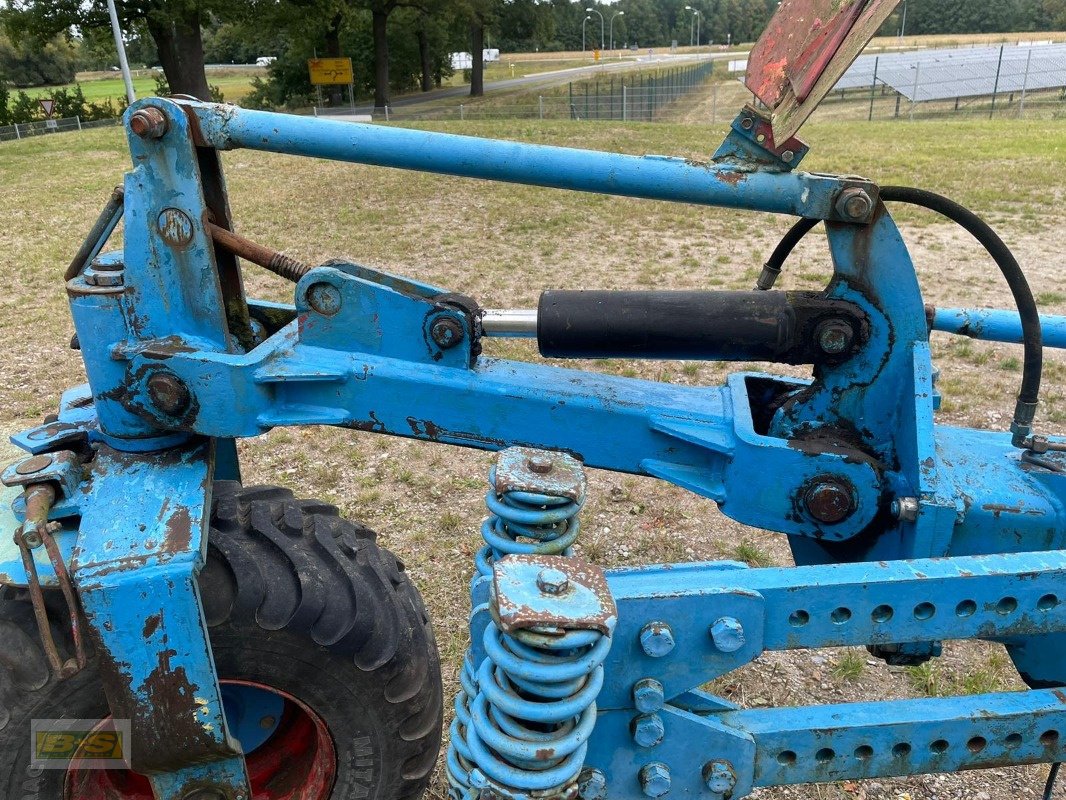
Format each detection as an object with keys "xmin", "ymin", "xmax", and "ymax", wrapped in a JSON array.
[{"xmin": 0, "ymin": 481, "xmax": 443, "ymax": 800}]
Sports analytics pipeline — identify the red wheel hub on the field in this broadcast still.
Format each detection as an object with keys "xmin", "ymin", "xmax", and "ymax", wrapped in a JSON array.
[{"xmin": 65, "ymin": 680, "xmax": 337, "ymax": 800}]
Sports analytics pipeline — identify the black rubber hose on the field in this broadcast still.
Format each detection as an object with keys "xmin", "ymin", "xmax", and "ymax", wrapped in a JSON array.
[{"xmin": 760, "ymin": 186, "xmax": 1043, "ymax": 446}]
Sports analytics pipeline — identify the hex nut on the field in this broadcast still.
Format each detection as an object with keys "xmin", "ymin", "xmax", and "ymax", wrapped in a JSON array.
[
  {"xmin": 577, "ymin": 768, "xmax": 608, "ymax": 800},
  {"xmin": 632, "ymin": 713, "xmax": 666, "ymax": 748},
  {"xmin": 146, "ymin": 372, "xmax": 192, "ymax": 416},
  {"xmin": 130, "ymin": 107, "xmax": 169, "ymax": 139},
  {"xmin": 430, "ymin": 315, "xmax": 465, "ymax": 349},
  {"xmin": 639, "ymin": 762, "xmax": 671, "ymax": 798},
  {"xmin": 633, "ymin": 678, "xmax": 665, "ymax": 713},
  {"xmin": 709, "ymin": 617, "xmax": 746, "ymax": 654}
]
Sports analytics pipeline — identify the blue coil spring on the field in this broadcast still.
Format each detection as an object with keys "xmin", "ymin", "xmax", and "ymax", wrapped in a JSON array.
[
  {"xmin": 449, "ymin": 619, "xmax": 611, "ymax": 799},
  {"xmin": 474, "ymin": 466, "xmax": 585, "ymax": 581}
]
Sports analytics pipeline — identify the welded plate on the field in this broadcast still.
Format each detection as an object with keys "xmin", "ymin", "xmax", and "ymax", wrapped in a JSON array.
[
  {"xmin": 493, "ymin": 554, "xmax": 616, "ymax": 635},
  {"xmin": 746, "ymin": 0, "xmax": 901, "ymax": 141}
]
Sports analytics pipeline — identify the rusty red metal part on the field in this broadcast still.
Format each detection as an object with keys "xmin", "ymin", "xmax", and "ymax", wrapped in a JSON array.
[{"xmin": 746, "ymin": 0, "xmax": 901, "ymax": 142}]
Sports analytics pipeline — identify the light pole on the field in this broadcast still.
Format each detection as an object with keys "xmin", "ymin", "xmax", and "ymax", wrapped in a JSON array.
[
  {"xmin": 898, "ymin": 0, "xmax": 908, "ymax": 38},
  {"xmin": 682, "ymin": 5, "xmax": 699, "ymax": 47},
  {"xmin": 585, "ymin": 7, "xmax": 605, "ymax": 51},
  {"xmin": 582, "ymin": 15, "xmax": 592, "ymax": 55},
  {"xmin": 610, "ymin": 11, "xmax": 625, "ymax": 53},
  {"xmin": 693, "ymin": 9, "xmax": 702, "ymax": 48}
]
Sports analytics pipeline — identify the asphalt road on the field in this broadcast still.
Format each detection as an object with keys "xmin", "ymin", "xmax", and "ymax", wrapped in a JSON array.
[{"xmin": 324, "ymin": 51, "xmax": 745, "ymax": 116}]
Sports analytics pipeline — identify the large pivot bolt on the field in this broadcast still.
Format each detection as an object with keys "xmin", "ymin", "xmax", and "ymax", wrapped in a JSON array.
[
  {"xmin": 147, "ymin": 371, "xmax": 192, "ymax": 416},
  {"xmin": 130, "ymin": 107, "xmax": 169, "ymax": 139},
  {"xmin": 430, "ymin": 315, "xmax": 465, "ymax": 349},
  {"xmin": 814, "ymin": 319, "xmax": 855, "ymax": 356},
  {"xmin": 804, "ymin": 477, "xmax": 856, "ymax": 525},
  {"xmin": 835, "ymin": 187, "xmax": 874, "ymax": 221}
]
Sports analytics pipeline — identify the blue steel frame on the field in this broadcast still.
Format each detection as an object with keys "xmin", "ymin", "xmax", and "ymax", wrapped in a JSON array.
[{"xmin": 0, "ymin": 96, "xmax": 1063, "ymax": 800}]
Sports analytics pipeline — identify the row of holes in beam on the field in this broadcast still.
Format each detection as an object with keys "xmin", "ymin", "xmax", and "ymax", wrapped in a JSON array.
[
  {"xmin": 777, "ymin": 729, "xmax": 1061, "ymax": 765},
  {"xmin": 787, "ymin": 594, "xmax": 1059, "ymax": 628}
]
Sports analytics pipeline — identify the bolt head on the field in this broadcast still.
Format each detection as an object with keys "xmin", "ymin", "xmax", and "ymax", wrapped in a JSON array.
[
  {"xmin": 146, "ymin": 372, "xmax": 192, "ymax": 416},
  {"xmin": 639, "ymin": 762, "xmax": 671, "ymax": 798},
  {"xmin": 632, "ymin": 713, "xmax": 666, "ymax": 748},
  {"xmin": 130, "ymin": 107, "xmax": 168, "ymax": 139},
  {"xmin": 639, "ymin": 622, "xmax": 675, "ymax": 658},
  {"xmin": 527, "ymin": 455, "xmax": 554, "ymax": 474},
  {"xmin": 430, "ymin": 315, "xmax": 465, "ymax": 349},
  {"xmin": 16, "ymin": 455, "xmax": 53, "ymax": 475},
  {"xmin": 633, "ymin": 678, "xmax": 665, "ymax": 713},
  {"xmin": 306, "ymin": 282, "xmax": 342, "ymax": 316},
  {"xmin": 536, "ymin": 567, "xmax": 569, "ymax": 595},
  {"xmin": 814, "ymin": 320, "xmax": 855, "ymax": 356},
  {"xmin": 739, "ymin": 117, "xmax": 754, "ymax": 130},
  {"xmin": 702, "ymin": 760, "xmax": 737, "ymax": 795},
  {"xmin": 780, "ymin": 149, "xmax": 795, "ymax": 162},
  {"xmin": 21, "ymin": 528, "xmax": 43, "ymax": 549},
  {"xmin": 578, "ymin": 768, "xmax": 608, "ymax": 800},
  {"xmin": 804, "ymin": 479, "xmax": 855, "ymax": 525},
  {"xmin": 709, "ymin": 616, "xmax": 746, "ymax": 653},
  {"xmin": 835, "ymin": 188, "xmax": 873, "ymax": 220}
]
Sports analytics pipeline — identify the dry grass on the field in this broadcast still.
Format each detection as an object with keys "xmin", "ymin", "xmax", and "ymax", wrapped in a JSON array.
[{"xmin": 0, "ymin": 115, "xmax": 1064, "ymax": 800}]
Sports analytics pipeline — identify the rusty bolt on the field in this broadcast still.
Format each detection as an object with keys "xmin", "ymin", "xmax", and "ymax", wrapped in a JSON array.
[
  {"xmin": 146, "ymin": 372, "xmax": 192, "ymax": 416},
  {"xmin": 892, "ymin": 496, "xmax": 920, "ymax": 522},
  {"xmin": 804, "ymin": 478, "xmax": 855, "ymax": 525},
  {"xmin": 536, "ymin": 567, "xmax": 569, "ymax": 595},
  {"xmin": 835, "ymin": 187, "xmax": 874, "ymax": 221},
  {"xmin": 815, "ymin": 319, "xmax": 855, "ymax": 356},
  {"xmin": 20, "ymin": 527, "xmax": 43, "ymax": 549},
  {"xmin": 703, "ymin": 760, "xmax": 737, "ymax": 799},
  {"xmin": 578, "ymin": 768, "xmax": 608, "ymax": 800},
  {"xmin": 527, "ymin": 455, "xmax": 553, "ymax": 474},
  {"xmin": 430, "ymin": 315, "xmax": 465, "ymax": 349},
  {"xmin": 739, "ymin": 116, "xmax": 754, "ymax": 130},
  {"xmin": 632, "ymin": 712, "xmax": 666, "ymax": 748},
  {"xmin": 709, "ymin": 616, "xmax": 746, "ymax": 653},
  {"xmin": 16, "ymin": 455, "xmax": 54, "ymax": 475},
  {"xmin": 306, "ymin": 282, "xmax": 342, "ymax": 316},
  {"xmin": 130, "ymin": 107, "xmax": 169, "ymax": 139},
  {"xmin": 633, "ymin": 677, "xmax": 665, "ymax": 713},
  {"xmin": 639, "ymin": 621, "xmax": 675, "ymax": 658},
  {"xmin": 780, "ymin": 149, "xmax": 795, "ymax": 163},
  {"xmin": 639, "ymin": 762, "xmax": 671, "ymax": 798}
]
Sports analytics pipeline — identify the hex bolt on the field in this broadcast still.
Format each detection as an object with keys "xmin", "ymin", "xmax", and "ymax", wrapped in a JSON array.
[
  {"xmin": 835, "ymin": 187, "xmax": 874, "ymax": 221},
  {"xmin": 702, "ymin": 760, "xmax": 737, "ymax": 799},
  {"xmin": 16, "ymin": 454, "xmax": 54, "ymax": 475},
  {"xmin": 709, "ymin": 616, "xmax": 746, "ymax": 653},
  {"xmin": 146, "ymin": 372, "xmax": 192, "ymax": 416},
  {"xmin": 780, "ymin": 149, "xmax": 795, "ymax": 163},
  {"xmin": 639, "ymin": 762, "xmax": 671, "ymax": 798},
  {"xmin": 536, "ymin": 567, "xmax": 569, "ymax": 595},
  {"xmin": 892, "ymin": 496, "xmax": 920, "ymax": 522},
  {"xmin": 577, "ymin": 767, "xmax": 608, "ymax": 800},
  {"xmin": 805, "ymin": 479, "xmax": 855, "ymax": 525},
  {"xmin": 130, "ymin": 107, "xmax": 169, "ymax": 139},
  {"xmin": 739, "ymin": 116, "xmax": 754, "ymax": 130},
  {"xmin": 814, "ymin": 319, "xmax": 855, "ymax": 356},
  {"xmin": 20, "ymin": 527, "xmax": 43, "ymax": 549},
  {"xmin": 639, "ymin": 621, "xmax": 675, "ymax": 658},
  {"xmin": 633, "ymin": 677, "xmax": 665, "ymax": 713},
  {"xmin": 632, "ymin": 712, "xmax": 666, "ymax": 748},
  {"xmin": 430, "ymin": 315, "xmax": 465, "ymax": 349},
  {"xmin": 527, "ymin": 455, "xmax": 554, "ymax": 474}
]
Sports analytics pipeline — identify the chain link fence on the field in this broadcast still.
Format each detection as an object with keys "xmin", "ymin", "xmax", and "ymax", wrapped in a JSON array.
[{"xmin": 0, "ymin": 115, "xmax": 120, "ymax": 143}]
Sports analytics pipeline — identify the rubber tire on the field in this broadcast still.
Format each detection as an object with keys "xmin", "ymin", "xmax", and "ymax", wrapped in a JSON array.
[{"xmin": 0, "ymin": 481, "xmax": 443, "ymax": 800}]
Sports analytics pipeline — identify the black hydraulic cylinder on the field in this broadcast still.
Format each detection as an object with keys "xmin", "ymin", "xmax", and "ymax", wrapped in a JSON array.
[{"xmin": 537, "ymin": 290, "xmax": 867, "ymax": 364}]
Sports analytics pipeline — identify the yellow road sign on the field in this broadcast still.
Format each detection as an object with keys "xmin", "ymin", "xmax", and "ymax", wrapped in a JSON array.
[{"xmin": 308, "ymin": 57, "xmax": 354, "ymax": 85}]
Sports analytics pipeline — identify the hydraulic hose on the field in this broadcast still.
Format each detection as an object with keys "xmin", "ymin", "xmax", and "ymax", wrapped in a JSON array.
[{"xmin": 758, "ymin": 186, "xmax": 1043, "ymax": 448}]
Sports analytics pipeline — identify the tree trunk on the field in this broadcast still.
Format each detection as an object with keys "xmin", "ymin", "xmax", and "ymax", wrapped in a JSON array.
[
  {"xmin": 145, "ymin": 7, "xmax": 211, "ymax": 100},
  {"xmin": 324, "ymin": 12, "xmax": 344, "ymax": 106},
  {"xmin": 417, "ymin": 22, "xmax": 433, "ymax": 92},
  {"xmin": 372, "ymin": 8, "xmax": 391, "ymax": 109},
  {"xmin": 470, "ymin": 22, "xmax": 485, "ymax": 97}
]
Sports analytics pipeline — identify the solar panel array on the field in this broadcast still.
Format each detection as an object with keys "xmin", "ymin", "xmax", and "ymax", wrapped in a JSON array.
[{"xmin": 833, "ymin": 43, "xmax": 1066, "ymax": 102}]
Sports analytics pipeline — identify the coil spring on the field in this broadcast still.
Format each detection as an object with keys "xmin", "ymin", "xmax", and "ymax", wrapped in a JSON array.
[
  {"xmin": 475, "ymin": 466, "xmax": 585, "ymax": 582},
  {"xmin": 450, "ymin": 617, "xmax": 611, "ymax": 799}
]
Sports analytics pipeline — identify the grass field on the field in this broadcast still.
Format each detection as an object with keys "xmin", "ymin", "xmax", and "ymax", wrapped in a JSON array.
[
  {"xmin": 19, "ymin": 67, "xmax": 263, "ymax": 106},
  {"xmin": 1, "ymin": 115, "xmax": 1065, "ymax": 800}
]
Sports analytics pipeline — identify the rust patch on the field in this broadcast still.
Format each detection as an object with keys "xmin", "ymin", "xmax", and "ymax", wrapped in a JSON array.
[
  {"xmin": 717, "ymin": 170, "xmax": 747, "ymax": 186},
  {"xmin": 142, "ymin": 613, "xmax": 162, "ymax": 638},
  {"xmin": 164, "ymin": 506, "xmax": 193, "ymax": 555}
]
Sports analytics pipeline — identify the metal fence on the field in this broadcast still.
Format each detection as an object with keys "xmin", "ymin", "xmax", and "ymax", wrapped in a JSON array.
[
  {"xmin": 0, "ymin": 115, "xmax": 120, "ymax": 143},
  {"xmin": 365, "ymin": 61, "xmax": 716, "ymax": 123}
]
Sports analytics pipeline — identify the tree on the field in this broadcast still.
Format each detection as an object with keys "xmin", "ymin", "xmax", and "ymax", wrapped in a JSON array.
[
  {"xmin": 2, "ymin": 0, "xmax": 243, "ymax": 100},
  {"xmin": 0, "ymin": 30, "xmax": 78, "ymax": 86},
  {"xmin": 462, "ymin": 0, "xmax": 500, "ymax": 98}
]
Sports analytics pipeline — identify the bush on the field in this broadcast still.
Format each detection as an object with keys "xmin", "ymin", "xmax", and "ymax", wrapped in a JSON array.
[{"xmin": 0, "ymin": 83, "xmax": 126, "ymax": 125}]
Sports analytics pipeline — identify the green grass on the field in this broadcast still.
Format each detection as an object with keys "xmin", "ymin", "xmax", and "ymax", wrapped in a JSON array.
[{"xmin": 20, "ymin": 69, "xmax": 262, "ymax": 106}]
